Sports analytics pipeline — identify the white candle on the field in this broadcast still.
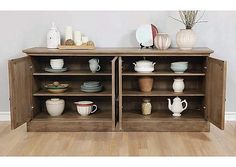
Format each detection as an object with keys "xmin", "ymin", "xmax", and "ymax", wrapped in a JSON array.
[
  {"xmin": 65, "ymin": 26, "xmax": 73, "ymax": 40},
  {"xmin": 74, "ymin": 31, "xmax": 82, "ymax": 45},
  {"xmin": 75, "ymin": 40, "xmax": 83, "ymax": 46},
  {"xmin": 82, "ymin": 36, "xmax": 89, "ymax": 44}
]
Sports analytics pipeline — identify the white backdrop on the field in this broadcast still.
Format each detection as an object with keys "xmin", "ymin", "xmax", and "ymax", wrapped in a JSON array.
[{"xmin": 0, "ymin": 11, "xmax": 235, "ymax": 118}]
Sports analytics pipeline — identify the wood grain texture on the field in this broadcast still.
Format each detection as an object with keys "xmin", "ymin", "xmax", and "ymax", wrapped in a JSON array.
[
  {"xmin": 28, "ymin": 110, "xmax": 112, "ymax": 132},
  {"xmin": 118, "ymin": 57, "xmax": 123, "ymax": 130},
  {"xmin": 1, "ymin": 122, "xmax": 236, "ymax": 156},
  {"xmin": 8, "ymin": 57, "xmax": 32, "ymax": 129},
  {"xmin": 122, "ymin": 90, "xmax": 205, "ymax": 97},
  {"xmin": 206, "ymin": 57, "xmax": 226, "ymax": 129},
  {"xmin": 23, "ymin": 47, "xmax": 213, "ymax": 56},
  {"xmin": 33, "ymin": 70, "xmax": 112, "ymax": 76},
  {"xmin": 122, "ymin": 71, "xmax": 205, "ymax": 76},
  {"xmin": 33, "ymin": 89, "xmax": 112, "ymax": 97},
  {"xmin": 112, "ymin": 57, "xmax": 118, "ymax": 130}
]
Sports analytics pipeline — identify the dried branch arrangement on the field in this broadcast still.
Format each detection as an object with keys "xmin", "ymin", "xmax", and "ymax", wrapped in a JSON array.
[{"xmin": 170, "ymin": 11, "xmax": 207, "ymax": 29}]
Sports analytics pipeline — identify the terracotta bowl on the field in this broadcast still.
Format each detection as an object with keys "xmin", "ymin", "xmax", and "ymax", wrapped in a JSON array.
[{"xmin": 138, "ymin": 77, "xmax": 154, "ymax": 92}]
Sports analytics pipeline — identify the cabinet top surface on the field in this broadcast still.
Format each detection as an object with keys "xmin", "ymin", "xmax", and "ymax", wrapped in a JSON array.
[{"xmin": 23, "ymin": 47, "xmax": 213, "ymax": 56}]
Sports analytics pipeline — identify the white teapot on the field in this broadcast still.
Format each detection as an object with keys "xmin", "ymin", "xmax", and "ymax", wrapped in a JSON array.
[{"xmin": 167, "ymin": 97, "xmax": 188, "ymax": 117}]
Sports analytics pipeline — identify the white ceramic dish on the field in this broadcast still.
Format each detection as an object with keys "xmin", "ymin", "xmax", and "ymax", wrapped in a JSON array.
[
  {"xmin": 134, "ymin": 67, "xmax": 154, "ymax": 73},
  {"xmin": 135, "ymin": 24, "xmax": 158, "ymax": 47}
]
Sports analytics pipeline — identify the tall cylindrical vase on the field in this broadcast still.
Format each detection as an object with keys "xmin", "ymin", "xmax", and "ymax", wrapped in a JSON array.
[{"xmin": 176, "ymin": 29, "xmax": 196, "ymax": 50}]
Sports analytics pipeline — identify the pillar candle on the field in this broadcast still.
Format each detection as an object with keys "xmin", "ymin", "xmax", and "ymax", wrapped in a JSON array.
[
  {"xmin": 74, "ymin": 31, "xmax": 82, "ymax": 45},
  {"xmin": 65, "ymin": 26, "xmax": 73, "ymax": 40}
]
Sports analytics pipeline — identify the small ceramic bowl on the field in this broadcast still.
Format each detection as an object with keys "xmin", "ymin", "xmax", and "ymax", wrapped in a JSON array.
[
  {"xmin": 44, "ymin": 82, "xmax": 69, "ymax": 94},
  {"xmin": 171, "ymin": 62, "xmax": 188, "ymax": 73}
]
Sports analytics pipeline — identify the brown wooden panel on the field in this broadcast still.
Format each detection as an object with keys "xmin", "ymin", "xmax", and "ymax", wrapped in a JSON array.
[
  {"xmin": 122, "ymin": 120, "xmax": 210, "ymax": 132},
  {"xmin": 112, "ymin": 57, "xmax": 118, "ymax": 130},
  {"xmin": 118, "ymin": 57, "xmax": 123, "ymax": 130},
  {"xmin": 23, "ymin": 47, "xmax": 213, "ymax": 55},
  {"xmin": 8, "ymin": 57, "xmax": 32, "ymax": 129},
  {"xmin": 28, "ymin": 121, "xmax": 112, "ymax": 132},
  {"xmin": 206, "ymin": 57, "xmax": 227, "ymax": 129}
]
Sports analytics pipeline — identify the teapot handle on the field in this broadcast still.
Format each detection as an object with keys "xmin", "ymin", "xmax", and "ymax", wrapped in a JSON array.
[{"xmin": 181, "ymin": 100, "xmax": 188, "ymax": 111}]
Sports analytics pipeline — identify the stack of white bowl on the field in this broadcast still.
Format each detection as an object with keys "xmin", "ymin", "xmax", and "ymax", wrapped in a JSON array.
[{"xmin": 170, "ymin": 62, "xmax": 188, "ymax": 73}]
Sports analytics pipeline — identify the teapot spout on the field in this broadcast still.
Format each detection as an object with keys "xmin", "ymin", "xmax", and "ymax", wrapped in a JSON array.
[{"xmin": 167, "ymin": 98, "xmax": 172, "ymax": 111}]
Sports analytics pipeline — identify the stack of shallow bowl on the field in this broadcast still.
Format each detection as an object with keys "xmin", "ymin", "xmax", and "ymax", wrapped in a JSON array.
[
  {"xmin": 81, "ymin": 81, "xmax": 103, "ymax": 92},
  {"xmin": 170, "ymin": 62, "xmax": 188, "ymax": 73}
]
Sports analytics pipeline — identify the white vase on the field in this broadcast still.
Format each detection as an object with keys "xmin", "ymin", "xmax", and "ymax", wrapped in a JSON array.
[
  {"xmin": 172, "ymin": 78, "xmax": 185, "ymax": 93},
  {"xmin": 176, "ymin": 29, "xmax": 196, "ymax": 50},
  {"xmin": 154, "ymin": 33, "xmax": 171, "ymax": 50}
]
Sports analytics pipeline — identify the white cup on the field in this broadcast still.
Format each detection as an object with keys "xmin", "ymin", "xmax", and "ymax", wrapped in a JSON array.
[
  {"xmin": 50, "ymin": 59, "xmax": 64, "ymax": 69},
  {"xmin": 74, "ymin": 101, "xmax": 97, "ymax": 116}
]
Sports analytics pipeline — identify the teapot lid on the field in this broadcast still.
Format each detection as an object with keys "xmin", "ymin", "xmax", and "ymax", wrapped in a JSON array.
[{"xmin": 173, "ymin": 97, "xmax": 181, "ymax": 101}]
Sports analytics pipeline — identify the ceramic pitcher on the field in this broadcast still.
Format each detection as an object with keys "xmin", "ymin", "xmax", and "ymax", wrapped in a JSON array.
[{"xmin": 89, "ymin": 58, "xmax": 101, "ymax": 73}]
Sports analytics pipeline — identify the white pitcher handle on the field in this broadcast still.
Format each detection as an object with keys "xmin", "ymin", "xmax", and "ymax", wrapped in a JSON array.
[
  {"xmin": 133, "ymin": 63, "xmax": 136, "ymax": 67},
  {"xmin": 91, "ymin": 104, "xmax": 97, "ymax": 114},
  {"xmin": 182, "ymin": 100, "xmax": 188, "ymax": 111},
  {"xmin": 97, "ymin": 65, "xmax": 101, "ymax": 71},
  {"xmin": 153, "ymin": 62, "xmax": 156, "ymax": 66}
]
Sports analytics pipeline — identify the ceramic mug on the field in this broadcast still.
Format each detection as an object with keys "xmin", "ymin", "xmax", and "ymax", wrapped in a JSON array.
[
  {"xmin": 50, "ymin": 59, "xmax": 64, "ymax": 69},
  {"xmin": 89, "ymin": 59, "xmax": 101, "ymax": 73},
  {"xmin": 74, "ymin": 101, "xmax": 97, "ymax": 116}
]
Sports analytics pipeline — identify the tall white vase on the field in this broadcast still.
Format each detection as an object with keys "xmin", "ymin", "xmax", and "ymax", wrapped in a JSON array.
[
  {"xmin": 154, "ymin": 33, "xmax": 171, "ymax": 50},
  {"xmin": 176, "ymin": 29, "xmax": 196, "ymax": 50}
]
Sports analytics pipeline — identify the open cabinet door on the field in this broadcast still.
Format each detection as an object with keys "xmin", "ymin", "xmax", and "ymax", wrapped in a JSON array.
[
  {"xmin": 206, "ymin": 57, "xmax": 227, "ymax": 129},
  {"xmin": 8, "ymin": 56, "xmax": 32, "ymax": 129}
]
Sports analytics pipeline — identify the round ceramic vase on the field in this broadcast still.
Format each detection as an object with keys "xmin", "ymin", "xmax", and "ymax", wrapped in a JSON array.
[
  {"xmin": 172, "ymin": 78, "xmax": 185, "ymax": 93},
  {"xmin": 154, "ymin": 33, "xmax": 171, "ymax": 50},
  {"xmin": 176, "ymin": 29, "xmax": 196, "ymax": 50}
]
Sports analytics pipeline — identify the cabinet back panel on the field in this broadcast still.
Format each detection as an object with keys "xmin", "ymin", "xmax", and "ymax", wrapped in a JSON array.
[
  {"xmin": 35, "ymin": 97, "xmax": 112, "ymax": 115},
  {"xmin": 31, "ymin": 56, "xmax": 114, "ymax": 72},
  {"xmin": 123, "ymin": 96, "xmax": 204, "ymax": 111},
  {"xmin": 123, "ymin": 76, "xmax": 204, "ymax": 91},
  {"xmin": 122, "ymin": 56, "xmax": 206, "ymax": 73},
  {"xmin": 34, "ymin": 76, "xmax": 112, "ymax": 91}
]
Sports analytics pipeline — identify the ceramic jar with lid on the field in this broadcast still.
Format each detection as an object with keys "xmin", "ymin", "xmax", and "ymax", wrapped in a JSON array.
[
  {"xmin": 133, "ymin": 59, "xmax": 156, "ymax": 73},
  {"xmin": 142, "ymin": 98, "xmax": 152, "ymax": 115},
  {"xmin": 46, "ymin": 98, "xmax": 65, "ymax": 116},
  {"xmin": 47, "ymin": 22, "xmax": 61, "ymax": 49}
]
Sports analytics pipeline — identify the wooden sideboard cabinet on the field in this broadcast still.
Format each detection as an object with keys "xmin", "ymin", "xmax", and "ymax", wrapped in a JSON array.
[{"xmin": 8, "ymin": 47, "xmax": 226, "ymax": 132}]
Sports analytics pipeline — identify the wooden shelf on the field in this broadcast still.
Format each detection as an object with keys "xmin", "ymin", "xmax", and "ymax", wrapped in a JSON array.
[
  {"xmin": 33, "ymin": 110, "xmax": 112, "ymax": 122},
  {"xmin": 123, "ymin": 109, "xmax": 205, "ymax": 121},
  {"xmin": 121, "ymin": 110, "xmax": 209, "ymax": 132},
  {"xmin": 28, "ymin": 110, "xmax": 113, "ymax": 132},
  {"xmin": 33, "ymin": 70, "xmax": 111, "ymax": 76},
  {"xmin": 122, "ymin": 71, "xmax": 205, "ymax": 76},
  {"xmin": 33, "ymin": 89, "xmax": 112, "ymax": 97},
  {"xmin": 122, "ymin": 90, "xmax": 205, "ymax": 97}
]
